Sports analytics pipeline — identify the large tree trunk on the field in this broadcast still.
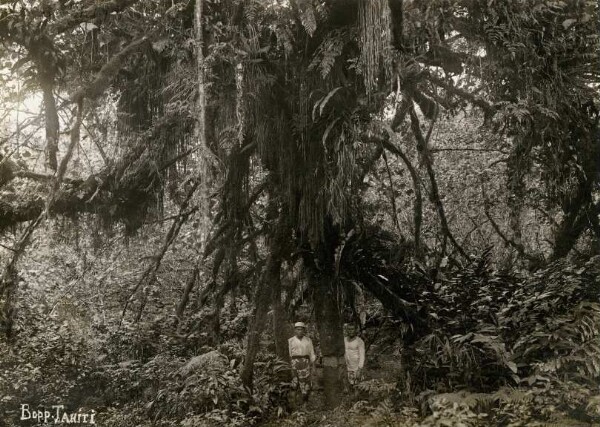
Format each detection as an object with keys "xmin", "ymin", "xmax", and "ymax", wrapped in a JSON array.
[
  {"xmin": 552, "ymin": 209, "xmax": 586, "ymax": 260},
  {"xmin": 239, "ymin": 277, "xmax": 270, "ymax": 389},
  {"xmin": 552, "ymin": 190, "xmax": 599, "ymax": 260},
  {"xmin": 303, "ymin": 219, "xmax": 345, "ymax": 408},
  {"xmin": 240, "ymin": 246, "xmax": 283, "ymax": 389},
  {"xmin": 240, "ymin": 202, "xmax": 286, "ymax": 389},
  {"xmin": 272, "ymin": 276, "xmax": 290, "ymax": 363},
  {"xmin": 306, "ymin": 261, "xmax": 345, "ymax": 408}
]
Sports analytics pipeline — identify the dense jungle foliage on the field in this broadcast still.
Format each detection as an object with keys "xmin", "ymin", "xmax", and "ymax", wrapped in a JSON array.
[{"xmin": 0, "ymin": 0, "xmax": 599, "ymax": 426}]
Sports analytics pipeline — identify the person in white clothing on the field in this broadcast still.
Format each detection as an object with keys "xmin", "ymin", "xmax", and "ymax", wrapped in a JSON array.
[
  {"xmin": 288, "ymin": 322, "xmax": 316, "ymax": 404},
  {"xmin": 344, "ymin": 323, "xmax": 365, "ymax": 386}
]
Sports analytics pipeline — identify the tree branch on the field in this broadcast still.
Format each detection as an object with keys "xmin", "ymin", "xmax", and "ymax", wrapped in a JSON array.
[
  {"xmin": 431, "ymin": 147, "xmax": 508, "ymax": 154},
  {"xmin": 408, "ymin": 102, "xmax": 469, "ymax": 260},
  {"xmin": 0, "ymin": 242, "xmax": 17, "ymax": 252},
  {"xmin": 70, "ymin": 36, "xmax": 150, "ymax": 103},
  {"xmin": 120, "ymin": 178, "xmax": 201, "ymax": 325},
  {"xmin": 427, "ymin": 74, "xmax": 494, "ymax": 115},
  {"xmin": 2, "ymin": 100, "xmax": 86, "ymax": 338},
  {"xmin": 481, "ymin": 182, "xmax": 543, "ymax": 264},
  {"xmin": 46, "ymin": 99, "xmax": 83, "ymax": 211},
  {"xmin": 380, "ymin": 147, "xmax": 404, "ymax": 239},
  {"xmin": 12, "ymin": 170, "xmax": 80, "ymax": 184},
  {"xmin": 41, "ymin": 80, "xmax": 60, "ymax": 171},
  {"xmin": 174, "ymin": 266, "xmax": 200, "ymax": 329},
  {"xmin": 379, "ymin": 124, "xmax": 423, "ymax": 254},
  {"xmin": 0, "ymin": 140, "xmax": 177, "ymax": 229},
  {"xmin": 49, "ymin": 0, "xmax": 141, "ymax": 35}
]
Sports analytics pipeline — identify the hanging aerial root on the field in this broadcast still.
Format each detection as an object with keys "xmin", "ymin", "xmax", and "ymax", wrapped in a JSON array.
[{"xmin": 358, "ymin": 0, "xmax": 392, "ymax": 96}]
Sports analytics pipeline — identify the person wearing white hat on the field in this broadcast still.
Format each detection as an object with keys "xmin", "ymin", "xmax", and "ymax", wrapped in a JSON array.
[{"xmin": 288, "ymin": 321, "xmax": 316, "ymax": 405}]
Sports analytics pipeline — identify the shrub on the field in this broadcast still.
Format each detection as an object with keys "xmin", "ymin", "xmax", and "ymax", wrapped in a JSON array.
[
  {"xmin": 0, "ymin": 301, "xmax": 94, "ymax": 425},
  {"xmin": 403, "ymin": 255, "xmax": 600, "ymax": 393}
]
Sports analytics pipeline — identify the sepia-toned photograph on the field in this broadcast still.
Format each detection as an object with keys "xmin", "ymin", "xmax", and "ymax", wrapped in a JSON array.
[{"xmin": 1, "ymin": 0, "xmax": 599, "ymax": 426}]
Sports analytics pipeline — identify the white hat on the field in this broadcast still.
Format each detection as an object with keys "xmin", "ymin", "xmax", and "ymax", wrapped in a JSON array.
[{"xmin": 294, "ymin": 322, "xmax": 307, "ymax": 328}]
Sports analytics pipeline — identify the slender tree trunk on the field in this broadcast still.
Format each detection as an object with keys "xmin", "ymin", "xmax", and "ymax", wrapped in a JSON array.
[
  {"xmin": 0, "ymin": 263, "xmax": 19, "ymax": 342},
  {"xmin": 240, "ymin": 191, "xmax": 288, "ymax": 388},
  {"xmin": 194, "ymin": 0, "xmax": 211, "ymax": 255},
  {"xmin": 211, "ymin": 288, "xmax": 224, "ymax": 344},
  {"xmin": 408, "ymin": 103, "xmax": 468, "ymax": 260},
  {"xmin": 239, "ymin": 278, "xmax": 270, "ymax": 389},
  {"xmin": 120, "ymin": 180, "xmax": 199, "ymax": 324},
  {"xmin": 381, "ymin": 149, "xmax": 404, "ymax": 238},
  {"xmin": 552, "ymin": 198, "xmax": 599, "ymax": 260},
  {"xmin": 229, "ymin": 285, "xmax": 238, "ymax": 318},
  {"xmin": 240, "ymin": 243, "xmax": 283, "ymax": 389},
  {"xmin": 41, "ymin": 79, "xmax": 59, "ymax": 172},
  {"xmin": 175, "ymin": 266, "xmax": 200, "ymax": 329},
  {"xmin": 506, "ymin": 135, "xmax": 531, "ymax": 248},
  {"xmin": 481, "ymin": 182, "xmax": 543, "ymax": 266},
  {"xmin": 272, "ymin": 277, "xmax": 290, "ymax": 363},
  {"xmin": 0, "ymin": 213, "xmax": 44, "ymax": 341},
  {"xmin": 380, "ymin": 127, "xmax": 423, "ymax": 257}
]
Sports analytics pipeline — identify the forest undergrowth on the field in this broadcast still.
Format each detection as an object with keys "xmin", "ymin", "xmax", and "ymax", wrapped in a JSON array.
[{"xmin": 1, "ymin": 252, "xmax": 599, "ymax": 427}]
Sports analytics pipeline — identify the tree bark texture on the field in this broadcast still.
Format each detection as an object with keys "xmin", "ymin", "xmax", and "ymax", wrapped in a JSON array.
[
  {"xmin": 240, "ymin": 244, "xmax": 283, "ymax": 390},
  {"xmin": 303, "ymin": 219, "xmax": 345, "ymax": 408},
  {"xmin": 272, "ymin": 276, "xmax": 290, "ymax": 363},
  {"xmin": 307, "ymin": 262, "xmax": 345, "ymax": 408},
  {"xmin": 552, "ymin": 193, "xmax": 599, "ymax": 260},
  {"xmin": 175, "ymin": 266, "xmax": 200, "ymax": 328},
  {"xmin": 0, "ymin": 263, "xmax": 18, "ymax": 342},
  {"xmin": 41, "ymin": 80, "xmax": 59, "ymax": 172},
  {"xmin": 505, "ymin": 135, "xmax": 531, "ymax": 249},
  {"xmin": 0, "ymin": 213, "xmax": 44, "ymax": 341},
  {"xmin": 0, "ymin": 141, "xmax": 154, "ymax": 230},
  {"xmin": 195, "ymin": 0, "xmax": 211, "ymax": 252},
  {"xmin": 380, "ymin": 127, "xmax": 423, "ymax": 257}
]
